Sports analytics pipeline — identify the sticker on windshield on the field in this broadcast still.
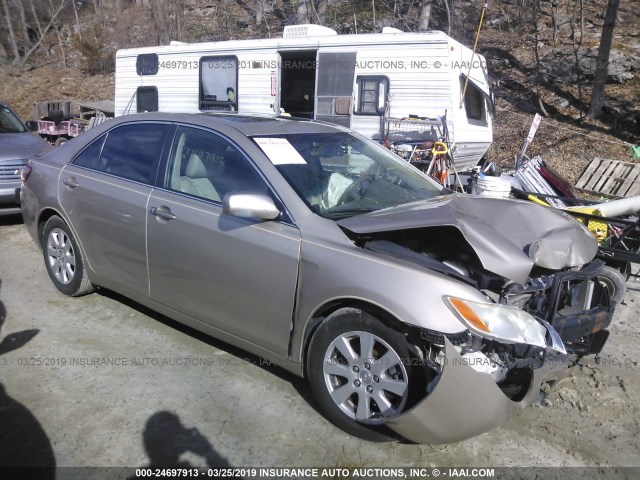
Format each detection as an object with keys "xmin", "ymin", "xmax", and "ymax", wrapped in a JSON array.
[{"xmin": 254, "ymin": 137, "xmax": 307, "ymax": 165}]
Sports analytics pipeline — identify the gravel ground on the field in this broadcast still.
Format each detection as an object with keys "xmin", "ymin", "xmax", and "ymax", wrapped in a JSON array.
[{"xmin": 1, "ymin": 213, "xmax": 639, "ymax": 476}]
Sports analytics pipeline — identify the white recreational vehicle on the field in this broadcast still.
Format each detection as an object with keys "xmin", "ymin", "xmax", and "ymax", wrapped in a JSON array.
[{"xmin": 115, "ymin": 24, "xmax": 493, "ymax": 170}]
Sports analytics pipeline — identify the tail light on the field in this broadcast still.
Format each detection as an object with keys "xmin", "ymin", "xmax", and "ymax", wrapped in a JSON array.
[{"xmin": 20, "ymin": 165, "xmax": 32, "ymax": 182}]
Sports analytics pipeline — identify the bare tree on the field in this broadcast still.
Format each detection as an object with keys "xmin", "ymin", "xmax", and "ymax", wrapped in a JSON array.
[
  {"xmin": 28, "ymin": 0, "xmax": 46, "ymax": 55},
  {"xmin": 1, "ymin": 0, "xmax": 20, "ymax": 62},
  {"xmin": 316, "ymin": 0, "xmax": 328, "ymax": 24},
  {"xmin": 149, "ymin": 0, "xmax": 185, "ymax": 44},
  {"xmin": 532, "ymin": 0, "xmax": 550, "ymax": 116},
  {"xmin": 21, "ymin": 0, "xmax": 68, "ymax": 65},
  {"xmin": 418, "ymin": 0, "xmax": 433, "ymax": 31},
  {"xmin": 296, "ymin": 0, "xmax": 310, "ymax": 24},
  {"xmin": 17, "ymin": 1, "xmax": 31, "ymax": 53},
  {"xmin": 441, "ymin": 0, "xmax": 451, "ymax": 35},
  {"xmin": 571, "ymin": 0, "xmax": 585, "ymax": 121},
  {"xmin": 588, "ymin": 0, "xmax": 620, "ymax": 119}
]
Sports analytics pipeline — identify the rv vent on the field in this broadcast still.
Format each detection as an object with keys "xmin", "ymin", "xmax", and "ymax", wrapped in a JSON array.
[
  {"xmin": 283, "ymin": 24, "xmax": 337, "ymax": 38},
  {"xmin": 382, "ymin": 27, "xmax": 404, "ymax": 34}
]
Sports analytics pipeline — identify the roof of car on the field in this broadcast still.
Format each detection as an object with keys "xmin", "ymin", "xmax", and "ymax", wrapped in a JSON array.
[{"xmin": 116, "ymin": 112, "xmax": 347, "ymax": 136}]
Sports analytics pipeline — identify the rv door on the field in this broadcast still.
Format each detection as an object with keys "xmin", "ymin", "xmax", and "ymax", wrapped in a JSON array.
[{"xmin": 315, "ymin": 51, "xmax": 356, "ymax": 127}]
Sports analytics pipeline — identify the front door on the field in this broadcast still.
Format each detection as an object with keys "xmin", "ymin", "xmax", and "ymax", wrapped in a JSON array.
[{"xmin": 146, "ymin": 125, "xmax": 301, "ymax": 357}]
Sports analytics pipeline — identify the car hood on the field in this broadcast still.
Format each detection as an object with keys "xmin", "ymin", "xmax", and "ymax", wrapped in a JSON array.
[
  {"xmin": 0, "ymin": 133, "xmax": 49, "ymax": 161},
  {"xmin": 337, "ymin": 194, "xmax": 598, "ymax": 284}
]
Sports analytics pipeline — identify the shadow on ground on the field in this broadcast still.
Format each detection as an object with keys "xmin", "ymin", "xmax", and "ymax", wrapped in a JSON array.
[
  {"xmin": 0, "ymin": 279, "xmax": 56, "ymax": 479},
  {"xmin": 131, "ymin": 411, "xmax": 232, "ymax": 471}
]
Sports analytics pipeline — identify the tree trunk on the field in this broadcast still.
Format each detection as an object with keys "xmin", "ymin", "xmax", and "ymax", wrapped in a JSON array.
[
  {"xmin": 572, "ymin": 0, "xmax": 585, "ymax": 122},
  {"xmin": 28, "ymin": 0, "xmax": 47, "ymax": 57},
  {"xmin": 588, "ymin": 0, "xmax": 620, "ymax": 119},
  {"xmin": 533, "ymin": 0, "xmax": 549, "ymax": 117},
  {"xmin": 296, "ymin": 0, "xmax": 309, "ymax": 24},
  {"xmin": 17, "ymin": 1, "xmax": 31, "ymax": 53},
  {"xmin": 317, "ymin": 0, "xmax": 328, "ymax": 25},
  {"xmin": 442, "ymin": 0, "xmax": 451, "ymax": 35},
  {"xmin": 418, "ymin": 0, "xmax": 432, "ymax": 31},
  {"xmin": 151, "ymin": 0, "xmax": 171, "ymax": 45},
  {"xmin": 1, "ymin": 0, "xmax": 20, "ymax": 62}
]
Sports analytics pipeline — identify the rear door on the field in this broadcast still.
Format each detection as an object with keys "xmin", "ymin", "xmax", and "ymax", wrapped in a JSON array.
[
  {"xmin": 315, "ymin": 51, "xmax": 357, "ymax": 127},
  {"xmin": 146, "ymin": 125, "xmax": 301, "ymax": 357},
  {"xmin": 59, "ymin": 122, "xmax": 170, "ymax": 296}
]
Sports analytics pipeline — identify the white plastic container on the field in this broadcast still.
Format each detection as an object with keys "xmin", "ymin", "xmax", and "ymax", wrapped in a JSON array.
[{"xmin": 475, "ymin": 175, "xmax": 513, "ymax": 198}]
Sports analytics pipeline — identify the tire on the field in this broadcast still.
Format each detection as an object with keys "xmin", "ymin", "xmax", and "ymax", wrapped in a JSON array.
[
  {"xmin": 54, "ymin": 137, "xmax": 68, "ymax": 147},
  {"xmin": 307, "ymin": 308, "xmax": 423, "ymax": 441},
  {"xmin": 41, "ymin": 216, "xmax": 94, "ymax": 296},
  {"xmin": 597, "ymin": 265, "xmax": 626, "ymax": 304}
]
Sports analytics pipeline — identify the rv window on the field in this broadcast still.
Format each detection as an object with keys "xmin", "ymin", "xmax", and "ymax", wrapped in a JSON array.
[
  {"xmin": 463, "ymin": 81, "xmax": 485, "ymax": 121},
  {"xmin": 137, "ymin": 86, "xmax": 159, "ymax": 113},
  {"xmin": 199, "ymin": 56, "xmax": 238, "ymax": 111},
  {"xmin": 136, "ymin": 54, "xmax": 159, "ymax": 76},
  {"xmin": 355, "ymin": 76, "xmax": 389, "ymax": 115}
]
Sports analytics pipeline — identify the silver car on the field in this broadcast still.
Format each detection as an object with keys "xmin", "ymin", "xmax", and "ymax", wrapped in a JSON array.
[
  {"xmin": 0, "ymin": 102, "xmax": 49, "ymax": 215},
  {"xmin": 21, "ymin": 113, "xmax": 613, "ymax": 443}
]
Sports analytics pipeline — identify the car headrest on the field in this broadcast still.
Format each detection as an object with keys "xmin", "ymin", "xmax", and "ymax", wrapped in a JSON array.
[{"xmin": 185, "ymin": 154, "xmax": 208, "ymax": 179}]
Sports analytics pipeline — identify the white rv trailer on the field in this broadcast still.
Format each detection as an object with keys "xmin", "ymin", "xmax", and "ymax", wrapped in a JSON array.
[{"xmin": 115, "ymin": 24, "xmax": 493, "ymax": 170}]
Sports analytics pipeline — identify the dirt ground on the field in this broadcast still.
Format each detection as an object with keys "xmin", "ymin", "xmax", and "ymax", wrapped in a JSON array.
[{"xmin": 0, "ymin": 212, "xmax": 639, "ymax": 475}]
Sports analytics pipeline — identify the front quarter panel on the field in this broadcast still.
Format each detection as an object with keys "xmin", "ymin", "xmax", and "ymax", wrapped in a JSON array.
[{"xmin": 291, "ymin": 218, "xmax": 482, "ymax": 364}]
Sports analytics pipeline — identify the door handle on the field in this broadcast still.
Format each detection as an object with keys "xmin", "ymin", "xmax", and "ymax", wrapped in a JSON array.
[
  {"xmin": 63, "ymin": 176, "xmax": 79, "ymax": 188},
  {"xmin": 150, "ymin": 206, "xmax": 176, "ymax": 220}
]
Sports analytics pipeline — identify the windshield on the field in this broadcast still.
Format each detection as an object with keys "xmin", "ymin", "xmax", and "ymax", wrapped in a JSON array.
[
  {"xmin": 0, "ymin": 105, "xmax": 27, "ymax": 134},
  {"xmin": 252, "ymin": 132, "xmax": 443, "ymax": 219}
]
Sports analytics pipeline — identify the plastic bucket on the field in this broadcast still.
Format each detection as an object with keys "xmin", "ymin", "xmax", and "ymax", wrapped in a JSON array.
[{"xmin": 475, "ymin": 175, "xmax": 513, "ymax": 198}]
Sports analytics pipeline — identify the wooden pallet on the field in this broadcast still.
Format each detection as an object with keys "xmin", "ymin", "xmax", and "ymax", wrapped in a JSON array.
[{"xmin": 576, "ymin": 158, "xmax": 640, "ymax": 198}]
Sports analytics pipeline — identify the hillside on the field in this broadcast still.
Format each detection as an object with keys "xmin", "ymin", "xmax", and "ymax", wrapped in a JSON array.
[{"xmin": 1, "ymin": 0, "xmax": 638, "ymax": 187}]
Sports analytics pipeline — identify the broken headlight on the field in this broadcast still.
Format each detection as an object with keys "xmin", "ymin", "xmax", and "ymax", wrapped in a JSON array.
[{"xmin": 443, "ymin": 296, "xmax": 548, "ymax": 348}]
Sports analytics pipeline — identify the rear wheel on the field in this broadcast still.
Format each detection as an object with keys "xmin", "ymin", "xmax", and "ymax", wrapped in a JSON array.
[
  {"xmin": 41, "ymin": 216, "xmax": 93, "ymax": 296},
  {"xmin": 307, "ymin": 308, "xmax": 423, "ymax": 441}
]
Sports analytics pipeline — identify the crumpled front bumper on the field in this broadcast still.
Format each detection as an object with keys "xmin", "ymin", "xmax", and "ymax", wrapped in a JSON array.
[{"xmin": 383, "ymin": 329, "xmax": 568, "ymax": 444}]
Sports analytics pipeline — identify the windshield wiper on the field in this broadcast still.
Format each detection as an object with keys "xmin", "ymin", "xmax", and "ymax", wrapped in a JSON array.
[{"xmin": 322, "ymin": 208, "xmax": 376, "ymax": 219}]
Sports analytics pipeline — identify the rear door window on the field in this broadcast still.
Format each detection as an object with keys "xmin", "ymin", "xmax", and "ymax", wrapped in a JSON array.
[
  {"xmin": 72, "ymin": 134, "xmax": 106, "ymax": 169},
  {"xmin": 97, "ymin": 123, "xmax": 169, "ymax": 184}
]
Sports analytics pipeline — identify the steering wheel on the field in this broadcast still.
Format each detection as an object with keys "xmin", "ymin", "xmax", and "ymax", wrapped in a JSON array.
[{"xmin": 337, "ymin": 175, "xmax": 373, "ymax": 205}]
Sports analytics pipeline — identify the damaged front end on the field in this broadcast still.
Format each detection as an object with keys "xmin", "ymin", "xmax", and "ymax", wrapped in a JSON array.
[{"xmin": 337, "ymin": 196, "xmax": 615, "ymax": 443}]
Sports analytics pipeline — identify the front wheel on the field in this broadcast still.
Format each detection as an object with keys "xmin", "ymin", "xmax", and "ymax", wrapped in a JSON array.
[
  {"xmin": 41, "ymin": 216, "xmax": 94, "ymax": 296},
  {"xmin": 307, "ymin": 308, "xmax": 423, "ymax": 441}
]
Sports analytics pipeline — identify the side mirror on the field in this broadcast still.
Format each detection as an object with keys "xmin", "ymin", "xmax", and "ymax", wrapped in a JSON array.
[
  {"xmin": 25, "ymin": 120, "xmax": 38, "ymax": 132},
  {"xmin": 222, "ymin": 193, "xmax": 280, "ymax": 221}
]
